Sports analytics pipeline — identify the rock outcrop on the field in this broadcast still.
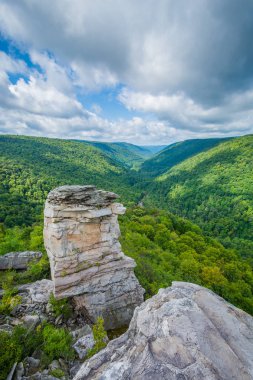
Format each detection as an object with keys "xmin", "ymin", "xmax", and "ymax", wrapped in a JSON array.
[
  {"xmin": 75, "ymin": 282, "xmax": 253, "ymax": 380},
  {"xmin": 44, "ymin": 185, "xmax": 144, "ymax": 329},
  {"xmin": 0, "ymin": 251, "xmax": 42, "ymax": 270},
  {"xmin": 2, "ymin": 277, "xmax": 93, "ymax": 380}
]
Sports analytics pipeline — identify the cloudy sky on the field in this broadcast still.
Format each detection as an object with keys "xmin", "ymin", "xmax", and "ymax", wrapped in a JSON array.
[{"xmin": 0, "ymin": 0, "xmax": 253, "ymax": 145}]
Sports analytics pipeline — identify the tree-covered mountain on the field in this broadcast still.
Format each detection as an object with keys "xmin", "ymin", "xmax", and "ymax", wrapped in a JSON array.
[
  {"xmin": 77, "ymin": 141, "xmax": 154, "ymax": 169},
  {"xmin": 120, "ymin": 207, "xmax": 253, "ymax": 315},
  {"xmin": 141, "ymin": 138, "xmax": 232, "ymax": 177},
  {"xmin": 139, "ymin": 145, "xmax": 167, "ymax": 155},
  {"xmin": 1, "ymin": 133, "xmax": 253, "ymax": 260},
  {"xmin": 0, "ymin": 133, "xmax": 253, "ymax": 316},
  {"xmin": 0, "ymin": 135, "xmax": 143, "ymax": 229},
  {"xmin": 144, "ymin": 135, "xmax": 253, "ymax": 257}
]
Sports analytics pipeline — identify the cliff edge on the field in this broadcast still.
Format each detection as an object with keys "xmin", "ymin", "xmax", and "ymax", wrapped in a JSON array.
[{"xmin": 75, "ymin": 282, "xmax": 253, "ymax": 380}]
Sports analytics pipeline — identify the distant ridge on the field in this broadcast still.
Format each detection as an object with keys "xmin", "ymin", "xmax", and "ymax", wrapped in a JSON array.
[
  {"xmin": 141, "ymin": 137, "xmax": 232, "ymax": 177},
  {"xmin": 72, "ymin": 140, "xmax": 157, "ymax": 169}
]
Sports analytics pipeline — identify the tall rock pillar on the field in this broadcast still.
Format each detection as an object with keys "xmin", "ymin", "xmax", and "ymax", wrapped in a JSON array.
[{"xmin": 44, "ymin": 185, "xmax": 144, "ymax": 329}]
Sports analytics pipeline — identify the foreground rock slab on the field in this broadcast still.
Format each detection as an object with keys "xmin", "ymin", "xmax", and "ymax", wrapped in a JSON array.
[
  {"xmin": 75, "ymin": 282, "xmax": 253, "ymax": 380},
  {"xmin": 44, "ymin": 185, "xmax": 144, "ymax": 329},
  {"xmin": 0, "ymin": 251, "xmax": 42, "ymax": 270}
]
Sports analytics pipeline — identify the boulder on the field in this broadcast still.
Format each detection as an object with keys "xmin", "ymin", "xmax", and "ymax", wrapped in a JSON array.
[
  {"xmin": 73, "ymin": 333, "xmax": 95, "ymax": 359},
  {"xmin": 14, "ymin": 362, "xmax": 24, "ymax": 380},
  {"xmin": 0, "ymin": 251, "xmax": 42, "ymax": 270},
  {"xmin": 0, "ymin": 324, "xmax": 13, "ymax": 334},
  {"xmin": 21, "ymin": 314, "xmax": 40, "ymax": 330},
  {"xmin": 44, "ymin": 185, "xmax": 144, "ymax": 329},
  {"xmin": 26, "ymin": 279, "xmax": 54, "ymax": 304},
  {"xmin": 74, "ymin": 282, "xmax": 253, "ymax": 380}
]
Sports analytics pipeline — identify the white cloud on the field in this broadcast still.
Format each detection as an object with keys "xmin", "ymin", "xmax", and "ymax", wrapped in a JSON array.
[
  {"xmin": 0, "ymin": 104, "xmax": 182, "ymax": 145},
  {"xmin": 1, "ymin": 0, "xmax": 253, "ymax": 98},
  {"xmin": 0, "ymin": 52, "xmax": 178, "ymax": 144},
  {"xmin": 0, "ymin": 51, "xmax": 27, "ymax": 74},
  {"xmin": 119, "ymin": 88, "xmax": 253, "ymax": 135},
  {"xmin": 0, "ymin": 51, "xmax": 84, "ymax": 118},
  {"xmin": 0, "ymin": 1, "xmax": 253, "ymax": 143},
  {"xmin": 8, "ymin": 76, "xmax": 83, "ymax": 118}
]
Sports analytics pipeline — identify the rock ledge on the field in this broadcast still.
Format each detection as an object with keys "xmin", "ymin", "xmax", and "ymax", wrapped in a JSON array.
[{"xmin": 75, "ymin": 282, "xmax": 253, "ymax": 380}]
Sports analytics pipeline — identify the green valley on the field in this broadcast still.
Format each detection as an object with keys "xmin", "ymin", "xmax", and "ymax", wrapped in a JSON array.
[
  {"xmin": 141, "ymin": 137, "xmax": 231, "ymax": 177},
  {"xmin": 0, "ymin": 135, "xmax": 144, "ymax": 229},
  {"xmin": 144, "ymin": 135, "xmax": 253, "ymax": 258},
  {"xmin": 0, "ymin": 133, "xmax": 253, "ymax": 316}
]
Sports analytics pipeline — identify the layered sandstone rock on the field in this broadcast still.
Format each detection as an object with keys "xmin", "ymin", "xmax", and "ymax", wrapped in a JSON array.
[
  {"xmin": 75, "ymin": 282, "xmax": 253, "ymax": 380},
  {"xmin": 44, "ymin": 185, "xmax": 144, "ymax": 329},
  {"xmin": 0, "ymin": 251, "xmax": 42, "ymax": 270}
]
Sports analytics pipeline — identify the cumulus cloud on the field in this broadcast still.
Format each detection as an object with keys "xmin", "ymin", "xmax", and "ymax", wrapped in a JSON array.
[
  {"xmin": 0, "ymin": 51, "xmax": 84, "ymax": 118},
  {"xmin": 0, "ymin": 104, "xmax": 184, "ymax": 145},
  {"xmin": 0, "ymin": 51, "xmax": 27, "ymax": 74},
  {"xmin": 119, "ymin": 88, "xmax": 253, "ymax": 135},
  {"xmin": 1, "ymin": 1, "xmax": 253, "ymax": 98},
  {"xmin": 0, "ymin": 51, "xmax": 177, "ymax": 144},
  {"xmin": 0, "ymin": 0, "xmax": 253, "ymax": 142}
]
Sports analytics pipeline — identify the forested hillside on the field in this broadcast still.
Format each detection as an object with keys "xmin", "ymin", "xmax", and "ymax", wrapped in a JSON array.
[
  {"xmin": 0, "ymin": 135, "xmax": 143, "ymax": 229},
  {"xmin": 0, "ymin": 134, "xmax": 253, "ymax": 316},
  {"xmin": 120, "ymin": 207, "xmax": 253, "ymax": 315},
  {"xmin": 1, "ymin": 206, "xmax": 252, "ymax": 315},
  {"xmin": 141, "ymin": 138, "xmax": 231, "ymax": 177},
  {"xmin": 144, "ymin": 135, "xmax": 253, "ymax": 257},
  {"xmin": 1, "ymin": 134, "xmax": 253, "ymax": 260},
  {"xmin": 78, "ymin": 141, "xmax": 153, "ymax": 169}
]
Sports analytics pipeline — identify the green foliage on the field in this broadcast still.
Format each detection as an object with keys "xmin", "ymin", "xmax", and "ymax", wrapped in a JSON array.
[
  {"xmin": 145, "ymin": 135, "xmax": 253, "ymax": 257},
  {"xmin": 23, "ymin": 254, "xmax": 50, "ymax": 282},
  {"xmin": 49, "ymin": 369, "xmax": 65, "ymax": 378},
  {"xmin": 120, "ymin": 207, "xmax": 253, "ymax": 314},
  {"xmin": 0, "ymin": 323, "xmax": 75, "ymax": 379},
  {"xmin": 0, "ymin": 272, "xmax": 21, "ymax": 315},
  {"xmin": 0, "ymin": 223, "xmax": 44, "ymax": 256},
  {"xmin": 49, "ymin": 293, "xmax": 72, "ymax": 318},
  {"xmin": 0, "ymin": 135, "xmax": 143, "ymax": 234},
  {"xmin": 0, "ymin": 255, "xmax": 50, "ymax": 287},
  {"xmin": 141, "ymin": 138, "xmax": 230, "ymax": 177},
  {"xmin": 42, "ymin": 324, "xmax": 75, "ymax": 362},
  {"xmin": 1, "ymin": 133, "xmax": 253, "ymax": 319},
  {"xmin": 0, "ymin": 330, "xmax": 22, "ymax": 380},
  {"xmin": 0, "ymin": 324, "xmax": 43, "ymax": 380},
  {"xmin": 87, "ymin": 141, "xmax": 153, "ymax": 169},
  {"xmin": 86, "ymin": 317, "xmax": 107, "ymax": 358}
]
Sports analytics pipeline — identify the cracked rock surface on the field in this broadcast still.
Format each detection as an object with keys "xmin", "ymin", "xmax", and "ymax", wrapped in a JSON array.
[
  {"xmin": 44, "ymin": 185, "xmax": 144, "ymax": 329},
  {"xmin": 74, "ymin": 282, "xmax": 253, "ymax": 380}
]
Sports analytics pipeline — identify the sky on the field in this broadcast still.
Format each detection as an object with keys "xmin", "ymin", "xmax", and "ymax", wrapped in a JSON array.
[{"xmin": 0, "ymin": 0, "xmax": 253, "ymax": 145}]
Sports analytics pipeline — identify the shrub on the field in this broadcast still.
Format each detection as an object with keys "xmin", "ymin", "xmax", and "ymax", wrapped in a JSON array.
[
  {"xmin": 49, "ymin": 368, "xmax": 65, "ymax": 378},
  {"xmin": 19, "ymin": 254, "xmax": 50, "ymax": 284},
  {"xmin": 42, "ymin": 324, "xmax": 75, "ymax": 362},
  {"xmin": 0, "ymin": 330, "xmax": 22, "ymax": 380},
  {"xmin": 49, "ymin": 293, "xmax": 72, "ymax": 318},
  {"xmin": 0, "ymin": 323, "xmax": 75, "ymax": 378},
  {"xmin": 0, "ymin": 272, "xmax": 21, "ymax": 315},
  {"xmin": 86, "ymin": 317, "xmax": 107, "ymax": 358},
  {"xmin": 0, "ymin": 324, "xmax": 43, "ymax": 380}
]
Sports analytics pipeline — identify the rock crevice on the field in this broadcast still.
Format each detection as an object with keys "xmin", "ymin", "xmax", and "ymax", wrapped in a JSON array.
[{"xmin": 44, "ymin": 185, "xmax": 144, "ymax": 329}]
